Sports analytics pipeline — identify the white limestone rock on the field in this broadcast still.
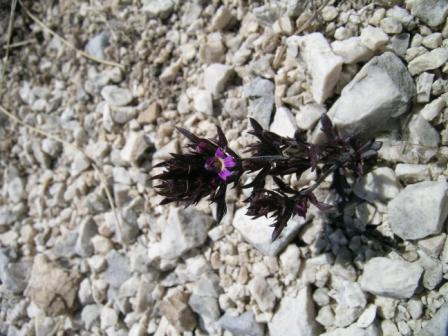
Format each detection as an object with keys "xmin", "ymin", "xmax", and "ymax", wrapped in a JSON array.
[
  {"xmin": 380, "ymin": 17, "xmax": 403, "ymax": 34},
  {"xmin": 142, "ymin": 0, "xmax": 174, "ymax": 19},
  {"xmin": 279, "ymin": 244, "xmax": 301, "ymax": 277},
  {"xmin": 356, "ymin": 304, "xmax": 377, "ymax": 328},
  {"xmin": 416, "ymin": 72, "xmax": 435, "ymax": 103},
  {"xmin": 331, "ymin": 280, "xmax": 367, "ymax": 309},
  {"xmin": 248, "ymin": 276, "xmax": 276, "ymax": 312},
  {"xmin": 193, "ymin": 89, "xmax": 213, "ymax": 115},
  {"xmin": 85, "ymin": 32, "xmax": 110, "ymax": 60},
  {"xmin": 353, "ymin": 167, "xmax": 401, "ymax": 202},
  {"xmin": 360, "ymin": 257, "xmax": 423, "ymax": 299},
  {"xmin": 322, "ymin": 324, "xmax": 380, "ymax": 336},
  {"xmin": 388, "ymin": 181, "xmax": 448, "ymax": 240},
  {"xmin": 121, "ymin": 132, "xmax": 150, "ymax": 163},
  {"xmin": 203, "ymin": 63, "xmax": 234, "ymax": 96},
  {"xmin": 189, "ymin": 272, "xmax": 221, "ymax": 332},
  {"xmin": 420, "ymin": 96, "xmax": 445, "ymax": 121},
  {"xmin": 408, "ymin": 48, "xmax": 448, "ymax": 75},
  {"xmin": 211, "ymin": 6, "xmax": 233, "ymax": 31},
  {"xmin": 288, "ymin": 33, "xmax": 343, "ymax": 104},
  {"xmin": 408, "ymin": 0, "xmax": 448, "ymax": 27},
  {"xmin": 269, "ymin": 286, "xmax": 319, "ymax": 336},
  {"xmin": 218, "ymin": 311, "xmax": 265, "ymax": 336},
  {"xmin": 233, "ymin": 207, "xmax": 306, "ymax": 256},
  {"xmin": 270, "ymin": 107, "xmax": 297, "ymax": 137},
  {"xmin": 320, "ymin": 52, "xmax": 415, "ymax": 140},
  {"xmin": 101, "ymin": 85, "xmax": 133, "ymax": 107},
  {"xmin": 153, "ymin": 208, "xmax": 212, "ymax": 262},
  {"xmin": 331, "ymin": 37, "xmax": 374, "ymax": 64},
  {"xmin": 360, "ymin": 26, "xmax": 389, "ymax": 51},
  {"xmin": 395, "ymin": 163, "xmax": 429, "ymax": 182},
  {"xmin": 295, "ymin": 104, "xmax": 325, "ymax": 130},
  {"xmin": 75, "ymin": 217, "xmax": 97, "ymax": 257},
  {"xmin": 415, "ymin": 303, "xmax": 448, "ymax": 336}
]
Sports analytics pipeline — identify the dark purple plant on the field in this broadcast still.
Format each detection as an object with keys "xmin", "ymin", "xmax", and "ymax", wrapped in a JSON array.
[{"xmin": 152, "ymin": 115, "xmax": 381, "ymax": 241}]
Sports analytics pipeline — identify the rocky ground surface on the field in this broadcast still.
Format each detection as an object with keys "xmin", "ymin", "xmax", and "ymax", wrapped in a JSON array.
[{"xmin": 1, "ymin": 0, "xmax": 448, "ymax": 335}]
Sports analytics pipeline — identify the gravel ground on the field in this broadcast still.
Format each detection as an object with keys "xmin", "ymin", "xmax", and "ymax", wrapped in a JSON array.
[{"xmin": 1, "ymin": 0, "xmax": 448, "ymax": 335}]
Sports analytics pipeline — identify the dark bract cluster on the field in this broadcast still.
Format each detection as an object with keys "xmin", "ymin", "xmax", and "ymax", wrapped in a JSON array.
[{"xmin": 152, "ymin": 115, "xmax": 381, "ymax": 241}]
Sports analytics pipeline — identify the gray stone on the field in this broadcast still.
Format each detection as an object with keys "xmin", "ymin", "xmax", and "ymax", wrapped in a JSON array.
[
  {"xmin": 150, "ymin": 208, "xmax": 212, "ymax": 262},
  {"xmin": 322, "ymin": 52, "xmax": 415, "ymax": 140},
  {"xmin": 289, "ymin": 33, "xmax": 343, "ymax": 104},
  {"xmin": 104, "ymin": 250, "xmax": 131, "ymax": 288},
  {"xmin": 189, "ymin": 272, "xmax": 221, "ymax": 333},
  {"xmin": 244, "ymin": 77, "xmax": 275, "ymax": 128},
  {"xmin": 101, "ymin": 85, "xmax": 133, "ymax": 107},
  {"xmin": 219, "ymin": 311, "xmax": 265, "ymax": 336},
  {"xmin": 142, "ymin": 0, "xmax": 174, "ymax": 18},
  {"xmin": 418, "ymin": 252, "xmax": 443, "ymax": 290},
  {"xmin": 269, "ymin": 286, "xmax": 319, "ymax": 336},
  {"xmin": 408, "ymin": 48, "xmax": 448, "ymax": 75},
  {"xmin": 416, "ymin": 303, "xmax": 448, "ymax": 336},
  {"xmin": 203, "ymin": 63, "xmax": 234, "ymax": 96},
  {"xmin": 409, "ymin": 0, "xmax": 448, "ymax": 27},
  {"xmin": 316, "ymin": 306, "xmax": 334, "ymax": 327},
  {"xmin": 418, "ymin": 233, "xmax": 446, "ymax": 258},
  {"xmin": 0, "ymin": 250, "xmax": 31, "ymax": 294},
  {"xmin": 353, "ymin": 167, "xmax": 401, "ymax": 202},
  {"xmin": 71, "ymin": 152, "xmax": 90, "ymax": 176},
  {"xmin": 75, "ymin": 217, "xmax": 97, "ymax": 257},
  {"xmin": 85, "ymin": 32, "xmax": 110, "ymax": 60},
  {"xmin": 387, "ymin": 33, "xmax": 410, "ymax": 56},
  {"xmin": 109, "ymin": 106, "xmax": 138, "ymax": 124},
  {"xmin": 360, "ymin": 257, "xmax": 423, "ymax": 299},
  {"xmin": 233, "ymin": 207, "xmax": 306, "ymax": 256},
  {"xmin": 270, "ymin": 107, "xmax": 297, "ymax": 138},
  {"xmin": 388, "ymin": 181, "xmax": 448, "ymax": 240},
  {"xmin": 81, "ymin": 304, "xmax": 100, "ymax": 329},
  {"xmin": 41, "ymin": 139, "xmax": 62, "ymax": 158},
  {"xmin": 223, "ymin": 97, "xmax": 247, "ymax": 119}
]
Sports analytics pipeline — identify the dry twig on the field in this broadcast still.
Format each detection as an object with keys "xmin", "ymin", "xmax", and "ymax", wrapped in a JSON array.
[{"xmin": 20, "ymin": 1, "xmax": 124, "ymax": 69}]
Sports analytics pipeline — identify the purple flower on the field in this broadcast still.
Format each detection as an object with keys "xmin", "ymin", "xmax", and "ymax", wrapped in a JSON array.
[
  {"xmin": 152, "ymin": 126, "xmax": 241, "ymax": 223},
  {"xmin": 205, "ymin": 148, "xmax": 237, "ymax": 182}
]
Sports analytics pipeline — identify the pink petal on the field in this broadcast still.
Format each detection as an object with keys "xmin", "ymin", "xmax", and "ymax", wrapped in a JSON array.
[
  {"xmin": 218, "ymin": 169, "xmax": 232, "ymax": 181},
  {"xmin": 215, "ymin": 148, "xmax": 226, "ymax": 159},
  {"xmin": 223, "ymin": 156, "xmax": 236, "ymax": 168}
]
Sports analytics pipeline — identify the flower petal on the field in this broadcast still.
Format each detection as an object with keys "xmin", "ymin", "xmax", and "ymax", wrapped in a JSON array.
[
  {"xmin": 218, "ymin": 169, "xmax": 232, "ymax": 181},
  {"xmin": 215, "ymin": 148, "xmax": 226, "ymax": 159},
  {"xmin": 223, "ymin": 156, "xmax": 236, "ymax": 168}
]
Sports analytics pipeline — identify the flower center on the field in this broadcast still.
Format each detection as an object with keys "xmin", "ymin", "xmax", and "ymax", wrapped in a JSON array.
[{"xmin": 204, "ymin": 148, "xmax": 237, "ymax": 182}]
